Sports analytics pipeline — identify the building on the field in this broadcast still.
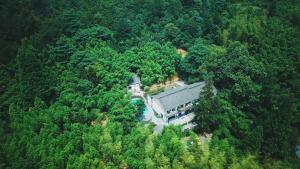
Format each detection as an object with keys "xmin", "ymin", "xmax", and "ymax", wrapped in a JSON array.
[
  {"xmin": 128, "ymin": 74, "xmax": 142, "ymax": 96},
  {"xmin": 148, "ymin": 81, "xmax": 216, "ymax": 127}
]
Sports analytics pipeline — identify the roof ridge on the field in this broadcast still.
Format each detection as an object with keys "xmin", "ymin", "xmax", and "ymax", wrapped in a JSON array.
[
  {"xmin": 187, "ymin": 82, "xmax": 205, "ymax": 89},
  {"xmin": 154, "ymin": 82, "xmax": 205, "ymax": 99},
  {"xmin": 152, "ymin": 81, "xmax": 215, "ymax": 112},
  {"xmin": 157, "ymin": 86, "xmax": 188, "ymax": 98}
]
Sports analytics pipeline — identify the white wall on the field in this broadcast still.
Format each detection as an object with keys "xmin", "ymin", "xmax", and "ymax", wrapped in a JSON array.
[
  {"xmin": 147, "ymin": 95, "xmax": 152, "ymax": 105},
  {"xmin": 129, "ymin": 84, "xmax": 141, "ymax": 94},
  {"xmin": 152, "ymin": 99, "xmax": 167, "ymax": 122}
]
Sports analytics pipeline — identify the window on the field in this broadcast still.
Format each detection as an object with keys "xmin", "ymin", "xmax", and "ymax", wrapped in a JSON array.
[{"xmin": 168, "ymin": 115, "xmax": 176, "ymax": 123}]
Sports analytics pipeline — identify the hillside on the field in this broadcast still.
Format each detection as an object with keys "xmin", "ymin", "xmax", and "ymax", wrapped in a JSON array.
[{"xmin": 0, "ymin": 0, "xmax": 300, "ymax": 168}]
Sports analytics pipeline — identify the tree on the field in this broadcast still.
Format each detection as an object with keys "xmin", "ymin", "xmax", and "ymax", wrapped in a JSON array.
[
  {"xmin": 74, "ymin": 25, "xmax": 114, "ymax": 45},
  {"xmin": 180, "ymin": 39, "xmax": 211, "ymax": 83},
  {"xmin": 139, "ymin": 61, "xmax": 164, "ymax": 86},
  {"xmin": 213, "ymin": 42, "xmax": 264, "ymax": 113},
  {"xmin": 133, "ymin": 99, "xmax": 146, "ymax": 118},
  {"xmin": 1, "ymin": 0, "xmax": 299, "ymax": 168},
  {"xmin": 16, "ymin": 39, "xmax": 51, "ymax": 106},
  {"xmin": 164, "ymin": 23, "xmax": 182, "ymax": 46},
  {"xmin": 193, "ymin": 77, "xmax": 215, "ymax": 132}
]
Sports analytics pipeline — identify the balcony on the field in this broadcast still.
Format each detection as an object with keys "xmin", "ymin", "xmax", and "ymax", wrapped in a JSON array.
[
  {"xmin": 178, "ymin": 103, "xmax": 193, "ymax": 112},
  {"xmin": 168, "ymin": 113, "xmax": 195, "ymax": 126}
]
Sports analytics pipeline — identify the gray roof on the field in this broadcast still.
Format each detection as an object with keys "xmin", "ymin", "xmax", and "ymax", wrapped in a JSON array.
[
  {"xmin": 152, "ymin": 82, "xmax": 211, "ymax": 112},
  {"xmin": 131, "ymin": 74, "xmax": 141, "ymax": 85}
]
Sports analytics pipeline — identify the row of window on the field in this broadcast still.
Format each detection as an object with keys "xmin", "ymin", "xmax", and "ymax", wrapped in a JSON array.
[
  {"xmin": 167, "ymin": 111, "xmax": 192, "ymax": 123},
  {"xmin": 166, "ymin": 101, "xmax": 193, "ymax": 114}
]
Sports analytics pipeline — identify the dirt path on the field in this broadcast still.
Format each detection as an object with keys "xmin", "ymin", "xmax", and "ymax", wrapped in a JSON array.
[{"xmin": 177, "ymin": 48, "xmax": 188, "ymax": 58}]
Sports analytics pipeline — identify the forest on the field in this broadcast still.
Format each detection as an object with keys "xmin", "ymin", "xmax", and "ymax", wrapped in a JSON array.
[{"xmin": 0, "ymin": 0, "xmax": 300, "ymax": 168}]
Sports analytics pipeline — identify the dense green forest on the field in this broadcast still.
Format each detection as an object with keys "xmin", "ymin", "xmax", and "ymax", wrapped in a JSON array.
[{"xmin": 0, "ymin": 0, "xmax": 300, "ymax": 168}]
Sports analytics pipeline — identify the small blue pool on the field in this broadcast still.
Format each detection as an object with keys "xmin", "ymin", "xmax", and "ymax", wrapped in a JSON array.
[
  {"xmin": 131, "ymin": 98, "xmax": 140, "ymax": 104},
  {"xmin": 131, "ymin": 98, "xmax": 149, "ymax": 119},
  {"xmin": 143, "ymin": 106, "xmax": 149, "ymax": 118}
]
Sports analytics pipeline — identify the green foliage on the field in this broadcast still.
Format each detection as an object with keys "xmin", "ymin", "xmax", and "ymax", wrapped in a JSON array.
[
  {"xmin": 123, "ymin": 42, "xmax": 181, "ymax": 86},
  {"xmin": 74, "ymin": 25, "xmax": 114, "ymax": 45},
  {"xmin": 16, "ymin": 39, "xmax": 53, "ymax": 106},
  {"xmin": 188, "ymin": 1, "xmax": 300, "ymax": 162},
  {"xmin": 180, "ymin": 39, "xmax": 212, "ymax": 83},
  {"xmin": 0, "ymin": 0, "xmax": 299, "ymax": 168},
  {"xmin": 132, "ymin": 99, "xmax": 146, "ymax": 118},
  {"xmin": 220, "ymin": 5, "xmax": 267, "ymax": 47},
  {"xmin": 140, "ymin": 61, "xmax": 164, "ymax": 86}
]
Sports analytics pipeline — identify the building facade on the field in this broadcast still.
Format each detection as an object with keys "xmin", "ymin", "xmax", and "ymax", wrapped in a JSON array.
[
  {"xmin": 128, "ymin": 74, "xmax": 142, "ymax": 97},
  {"xmin": 149, "ymin": 82, "xmax": 216, "ymax": 127}
]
